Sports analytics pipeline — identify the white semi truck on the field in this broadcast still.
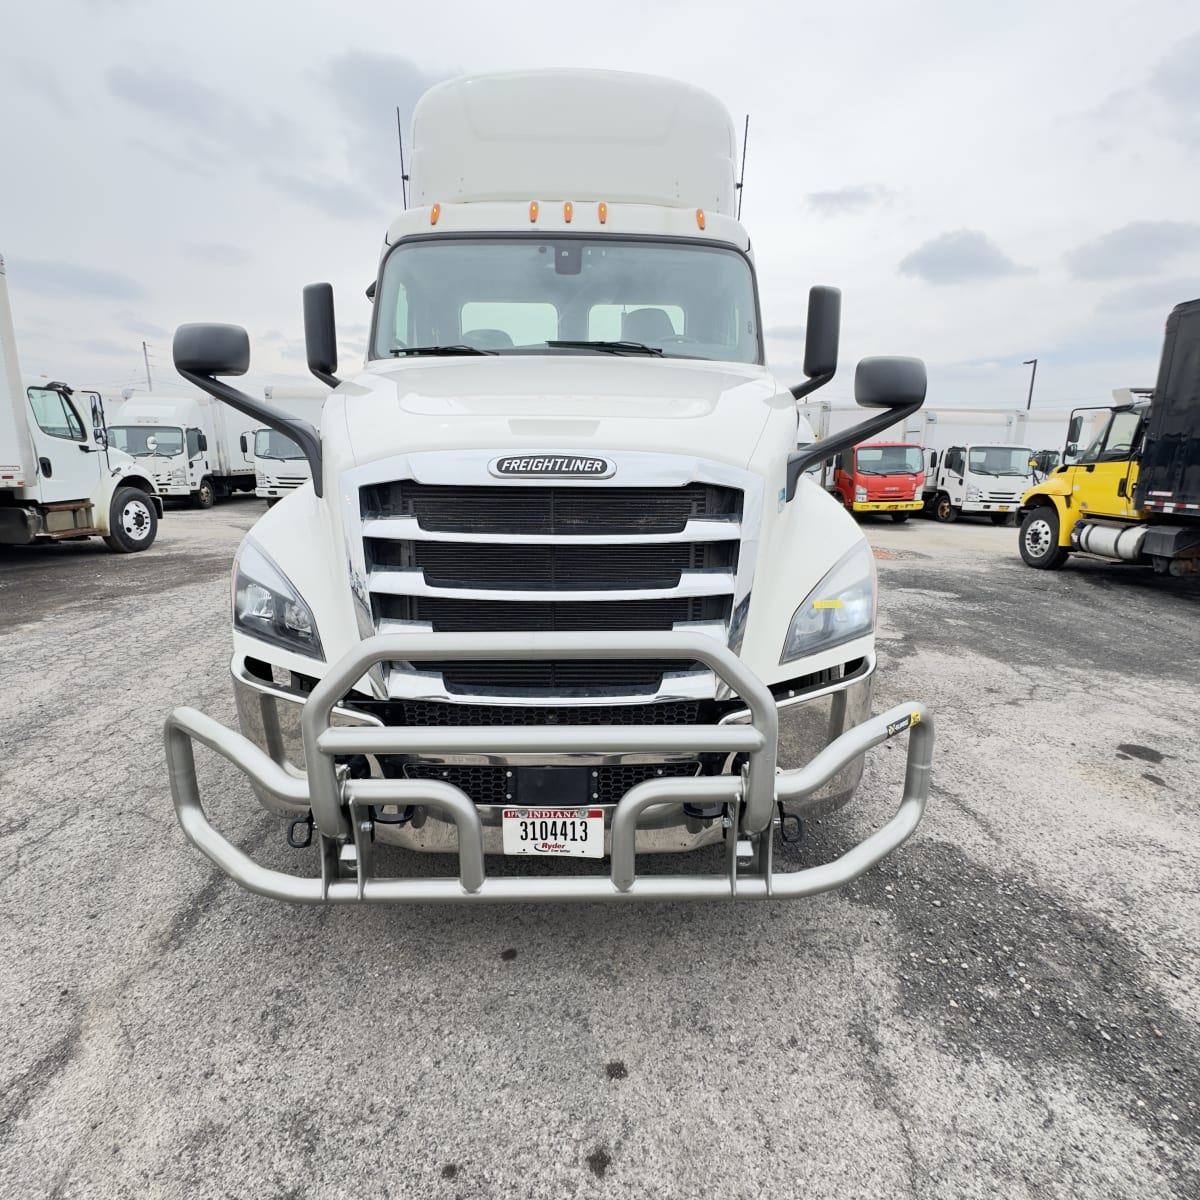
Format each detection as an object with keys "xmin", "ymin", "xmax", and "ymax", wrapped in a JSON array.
[
  {"xmin": 0, "ymin": 253, "xmax": 162, "ymax": 552},
  {"xmin": 163, "ymin": 70, "xmax": 935, "ymax": 905},
  {"xmin": 249, "ymin": 385, "xmax": 330, "ymax": 504},
  {"xmin": 107, "ymin": 393, "xmax": 258, "ymax": 507}
]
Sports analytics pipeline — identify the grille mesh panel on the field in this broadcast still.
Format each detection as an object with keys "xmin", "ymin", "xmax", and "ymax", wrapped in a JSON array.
[
  {"xmin": 376, "ymin": 595, "xmax": 729, "ymax": 632},
  {"xmin": 401, "ymin": 762, "xmax": 701, "ymax": 806},
  {"xmin": 367, "ymin": 540, "xmax": 735, "ymax": 590},
  {"xmin": 361, "ymin": 482, "xmax": 741, "ymax": 534}
]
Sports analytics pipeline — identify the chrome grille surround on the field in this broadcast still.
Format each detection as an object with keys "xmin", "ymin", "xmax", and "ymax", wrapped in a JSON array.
[{"xmin": 338, "ymin": 449, "xmax": 763, "ymax": 706}]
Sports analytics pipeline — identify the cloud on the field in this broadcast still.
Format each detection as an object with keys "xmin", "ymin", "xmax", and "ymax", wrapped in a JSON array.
[
  {"xmin": 79, "ymin": 337, "xmax": 138, "ymax": 357},
  {"xmin": 106, "ymin": 67, "xmax": 299, "ymax": 159},
  {"xmin": 183, "ymin": 241, "xmax": 254, "ymax": 268},
  {"xmin": 805, "ymin": 184, "xmax": 895, "ymax": 216},
  {"xmin": 898, "ymin": 230, "xmax": 1026, "ymax": 285},
  {"xmin": 1096, "ymin": 278, "xmax": 1200, "ymax": 315},
  {"xmin": 11, "ymin": 259, "xmax": 146, "ymax": 301},
  {"xmin": 1064, "ymin": 221, "xmax": 1200, "ymax": 281},
  {"xmin": 268, "ymin": 171, "xmax": 385, "ymax": 221},
  {"xmin": 1145, "ymin": 31, "xmax": 1200, "ymax": 150},
  {"xmin": 116, "ymin": 311, "xmax": 170, "ymax": 339},
  {"xmin": 765, "ymin": 324, "xmax": 807, "ymax": 341}
]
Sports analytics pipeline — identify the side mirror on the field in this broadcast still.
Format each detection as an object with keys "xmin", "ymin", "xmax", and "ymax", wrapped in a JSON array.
[
  {"xmin": 1067, "ymin": 415, "xmax": 1082, "ymax": 442},
  {"xmin": 854, "ymin": 356, "xmax": 927, "ymax": 408},
  {"xmin": 365, "ymin": 279, "xmax": 377, "ymax": 302},
  {"xmin": 146, "ymin": 435, "xmax": 159, "ymax": 453},
  {"xmin": 240, "ymin": 434, "xmax": 248, "ymax": 454},
  {"xmin": 785, "ymin": 355, "xmax": 927, "ymax": 499},
  {"xmin": 789, "ymin": 286, "xmax": 841, "ymax": 400},
  {"xmin": 197, "ymin": 433, "xmax": 208, "ymax": 452},
  {"xmin": 174, "ymin": 323, "xmax": 250, "ymax": 375},
  {"xmin": 929, "ymin": 450, "xmax": 938, "ymax": 471},
  {"xmin": 303, "ymin": 282, "xmax": 341, "ymax": 388}
]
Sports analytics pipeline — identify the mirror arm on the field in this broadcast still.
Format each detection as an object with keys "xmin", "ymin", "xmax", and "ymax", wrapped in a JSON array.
[
  {"xmin": 786, "ymin": 399, "xmax": 924, "ymax": 501},
  {"xmin": 788, "ymin": 371, "xmax": 835, "ymax": 402},
  {"xmin": 310, "ymin": 365, "xmax": 341, "ymax": 390},
  {"xmin": 176, "ymin": 368, "xmax": 324, "ymax": 498}
]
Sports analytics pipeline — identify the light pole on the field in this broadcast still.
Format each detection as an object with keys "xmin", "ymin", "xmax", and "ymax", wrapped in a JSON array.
[{"xmin": 1023, "ymin": 358, "xmax": 1038, "ymax": 410}]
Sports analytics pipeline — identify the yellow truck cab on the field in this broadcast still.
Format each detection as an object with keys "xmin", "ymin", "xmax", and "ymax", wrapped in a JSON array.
[{"xmin": 1017, "ymin": 298, "xmax": 1200, "ymax": 576}]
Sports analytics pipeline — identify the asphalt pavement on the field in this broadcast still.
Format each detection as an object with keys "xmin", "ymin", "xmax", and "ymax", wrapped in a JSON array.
[{"xmin": 1, "ymin": 500, "xmax": 1198, "ymax": 1199}]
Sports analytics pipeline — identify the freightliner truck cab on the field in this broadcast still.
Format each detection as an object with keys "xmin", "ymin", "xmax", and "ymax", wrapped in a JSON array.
[{"xmin": 163, "ymin": 70, "xmax": 935, "ymax": 905}]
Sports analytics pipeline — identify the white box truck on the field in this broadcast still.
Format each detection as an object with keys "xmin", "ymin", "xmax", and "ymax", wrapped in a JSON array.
[
  {"xmin": 250, "ymin": 384, "xmax": 330, "ymax": 504},
  {"xmin": 107, "ymin": 392, "xmax": 258, "ymax": 507},
  {"xmin": 0, "ymin": 253, "xmax": 162, "ymax": 552},
  {"xmin": 910, "ymin": 408, "xmax": 1036, "ymax": 524},
  {"xmin": 162, "ymin": 69, "xmax": 934, "ymax": 905}
]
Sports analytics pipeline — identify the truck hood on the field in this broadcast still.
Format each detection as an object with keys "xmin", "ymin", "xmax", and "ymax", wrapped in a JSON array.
[{"xmin": 338, "ymin": 356, "xmax": 789, "ymax": 469}]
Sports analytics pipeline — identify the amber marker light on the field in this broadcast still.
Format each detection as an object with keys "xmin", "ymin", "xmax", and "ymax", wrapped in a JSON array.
[
  {"xmin": 598, "ymin": 202, "xmax": 607, "ymax": 224},
  {"xmin": 430, "ymin": 203, "xmax": 441, "ymax": 225},
  {"xmin": 696, "ymin": 208, "xmax": 706, "ymax": 230},
  {"xmin": 563, "ymin": 201, "xmax": 573, "ymax": 223},
  {"xmin": 529, "ymin": 201, "xmax": 539, "ymax": 222}
]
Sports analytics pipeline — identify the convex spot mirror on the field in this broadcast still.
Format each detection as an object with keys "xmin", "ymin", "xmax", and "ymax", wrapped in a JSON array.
[
  {"xmin": 174, "ymin": 323, "xmax": 251, "ymax": 376},
  {"xmin": 854, "ymin": 356, "xmax": 928, "ymax": 408}
]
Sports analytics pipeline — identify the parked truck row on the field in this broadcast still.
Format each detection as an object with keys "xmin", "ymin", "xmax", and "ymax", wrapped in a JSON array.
[{"xmin": 801, "ymin": 401, "xmax": 1076, "ymax": 526}]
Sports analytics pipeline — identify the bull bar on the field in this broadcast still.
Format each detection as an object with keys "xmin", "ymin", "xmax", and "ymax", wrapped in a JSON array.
[{"xmin": 165, "ymin": 632, "xmax": 933, "ymax": 903}]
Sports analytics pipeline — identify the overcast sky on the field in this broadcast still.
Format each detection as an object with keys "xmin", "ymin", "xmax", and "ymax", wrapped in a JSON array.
[{"xmin": 3, "ymin": 0, "xmax": 1198, "ymax": 409}]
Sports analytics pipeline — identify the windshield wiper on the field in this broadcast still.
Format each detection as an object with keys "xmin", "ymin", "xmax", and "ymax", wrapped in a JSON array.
[
  {"xmin": 545, "ymin": 340, "xmax": 664, "ymax": 356},
  {"xmin": 389, "ymin": 345, "xmax": 497, "ymax": 357},
  {"xmin": 971, "ymin": 468, "xmax": 998, "ymax": 476}
]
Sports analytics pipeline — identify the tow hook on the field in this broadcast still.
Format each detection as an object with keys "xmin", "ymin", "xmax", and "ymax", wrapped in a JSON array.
[
  {"xmin": 777, "ymin": 803, "xmax": 803, "ymax": 845},
  {"xmin": 370, "ymin": 804, "xmax": 416, "ymax": 827},
  {"xmin": 287, "ymin": 813, "xmax": 314, "ymax": 849}
]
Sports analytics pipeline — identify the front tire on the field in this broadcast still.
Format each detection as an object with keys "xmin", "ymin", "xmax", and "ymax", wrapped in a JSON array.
[
  {"xmin": 1019, "ymin": 506, "xmax": 1070, "ymax": 570},
  {"xmin": 103, "ymin": 487, "xmax": 158, "ymax": 553},
  {"xmin": 891, "ymin": 512, "xmax": 911, "ymax": 524},
  {"xmin": 990, "ymin": 512, "xmax": 1014, "ymax": 527},
  {"xmin": 191, "ymin": 478, "xmax": 215, "ymax": 509},
  {"xmin": 933, "ymin": 493, "xmax": 959, "ymax": 523}
]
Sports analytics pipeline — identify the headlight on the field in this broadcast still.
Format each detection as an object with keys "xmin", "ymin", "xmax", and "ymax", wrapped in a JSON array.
[
  {"xmin": 854, "ymin": 486, "xmax": 867, "ymax": 502},
  {"xmin": 781, "ymin": 541, "xmax": 876, "ymax": 663},
  {"xmin": 232, "ymin": 539, "xmax": 324, "ymax": 659},
  {"xmin": 170, "ymin": 469, "xmax": 186, "ymax": 484},
  {"xmin": 256, "ymin": 472, "xmax": 268, "ymax": 487},
  {"xmin": 966, "ymin": 484, "xmax": 981, "ymax": 501}
]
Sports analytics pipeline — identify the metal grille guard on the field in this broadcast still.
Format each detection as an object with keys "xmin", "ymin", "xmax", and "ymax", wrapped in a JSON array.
[{"xmin": 165, "ymin": 632, "xmax": 933, "ymax": 903}]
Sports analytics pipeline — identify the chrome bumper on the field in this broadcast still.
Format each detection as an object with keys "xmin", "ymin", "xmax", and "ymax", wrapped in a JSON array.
[{"xmin": 166, "ymin": 632, "xmax": 933, "ymax": 903}]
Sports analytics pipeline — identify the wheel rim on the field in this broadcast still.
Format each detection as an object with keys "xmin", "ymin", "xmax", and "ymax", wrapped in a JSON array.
[
  {"xmin": 937, "ymin": 500, "xmax": 950, "ymax": 519},
  {"xmin": 200, "ymin": 483, "xmax": 212, "ymax": 503},
  {"xmin": 121, "ymin": 498, "xmax": 153, "ymax": 541},
  {"xmin": 1024, "ymin": 517, "xmax": 1053, "ymax": 559}
]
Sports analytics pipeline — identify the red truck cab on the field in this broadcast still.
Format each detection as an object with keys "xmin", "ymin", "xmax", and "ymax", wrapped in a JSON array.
[{"xmin": 831, "ymin": 441, "xmax": 925, "ymax": 522}]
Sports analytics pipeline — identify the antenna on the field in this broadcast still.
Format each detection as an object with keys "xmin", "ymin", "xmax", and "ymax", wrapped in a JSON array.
[
  {"xmin": 396, "ymin": 106, "xmax": 409, "ymax": 209},
  {"xmin": 736, "ymin": 114, "xmax": 750, "ymax": 220}
]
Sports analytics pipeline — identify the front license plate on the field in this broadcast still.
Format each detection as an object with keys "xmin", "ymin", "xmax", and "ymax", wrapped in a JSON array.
[{"xmin": 502, "ymin": 808, "xmax": 605, "ymax": 858}]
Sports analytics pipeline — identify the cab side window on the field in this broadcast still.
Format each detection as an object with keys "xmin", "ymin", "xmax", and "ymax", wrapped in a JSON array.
[
  {"xmin": 28, "ymin": 388, "xmax": 86, "ymax": 441},
  {"xmin": 944, "ymin": 447, "xmax": 964, "ymax": 475},
  {"xmin": 186, "ymin": 428, "xmax": 203, "ymax": 458}
]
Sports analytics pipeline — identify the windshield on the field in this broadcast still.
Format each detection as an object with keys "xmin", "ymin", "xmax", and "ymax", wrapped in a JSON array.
[
  {"xmin": 371, "ymin": 236, "xmax": 761, "ymax": 364},
  {"xmin": 855, "ymin": 445, "xmax": 923, "ymax": 475},
  {"xmin": 254, "ymin": 429, "xmax": 305, "ymax": 460},
  {"xmin": 968, "ymin": 446, "xmax": 1033, "ymax": 476},
  {"xmin": 108, "ymin": 424, "xmax": 184, "ymax": 457}
]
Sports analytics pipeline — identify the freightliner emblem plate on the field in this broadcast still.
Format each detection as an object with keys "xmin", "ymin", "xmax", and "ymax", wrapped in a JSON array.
[{"xmin": 488, "ymin": 454, "xmax": 615, "ymax": 479}]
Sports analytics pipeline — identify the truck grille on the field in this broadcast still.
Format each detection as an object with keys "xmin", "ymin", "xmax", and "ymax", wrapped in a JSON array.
[
  {"xmin": 402, "ymin": 761, "xmax": 701, "ymax": 805},
  {"xmin": 360, "ymin": 481, "xmax": 740, "ymax": 534},
  {"xmin": 359, "ymin": 476, "xmax": 744, "ymax": 699}
]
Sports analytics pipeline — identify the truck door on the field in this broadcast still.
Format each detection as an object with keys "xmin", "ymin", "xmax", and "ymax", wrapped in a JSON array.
[
  {"xmin": 942, "ymin": 446, "xmax": 965, "ymax": 503},
  {"xmin": 1072, "ymin": 408, "xmax": 1143, "ymax": 519},
  {"xmin": 25, "ymin": 386, "xmax": 103, "ymax": 504},
  {"xmin": 186, "ymin": 427, "xmax": 205, "ymax": 486}
]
